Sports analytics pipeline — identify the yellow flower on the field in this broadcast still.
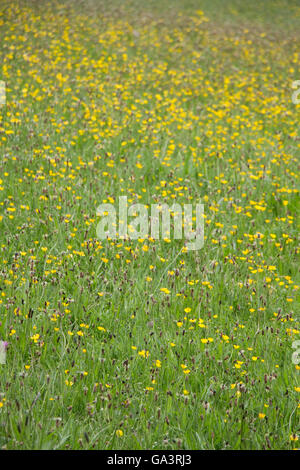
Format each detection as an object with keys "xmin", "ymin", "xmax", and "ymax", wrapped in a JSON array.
[
  {"xmin": 116, "ymin": 429, "xmax": 123, "ymax": 437},
  {"xmin": 138, "ymin": 350, "xmax": 149, "ymax": 358},
  {"xmin": 30, "ymin": 333, "xmax": 40, "ymax": 343},
  {"xmin": 160, "ymin": 288, "xmax": 170, "ymax": 294}
]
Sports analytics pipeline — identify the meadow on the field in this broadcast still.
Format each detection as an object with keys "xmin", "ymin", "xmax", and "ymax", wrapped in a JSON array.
[{"xmin": 0, "ymin": 0, "xmax": 299, "ymax": 450}]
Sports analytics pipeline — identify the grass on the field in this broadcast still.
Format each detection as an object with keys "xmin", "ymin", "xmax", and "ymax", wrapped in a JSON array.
[{"xmin": 0, "ymin": 0, "xmax": 299, "ymax": 450}]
